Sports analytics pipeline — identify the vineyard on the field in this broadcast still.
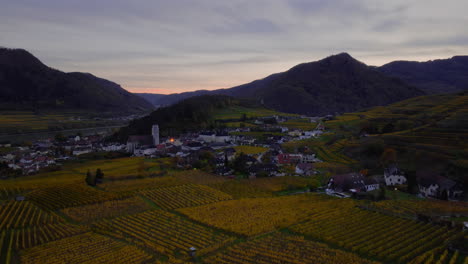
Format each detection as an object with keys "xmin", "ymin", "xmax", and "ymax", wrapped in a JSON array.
[
  {"xmin": 0, "ymin": 188, "xmax": 25, "ymax": 200},
  {"xmin": 0, "ymin": 153, "xmax": 466, "ymax": 263},
  {"xmin": 289, "ymin": 206, "xmax": 464, "ymax": 263},
  {"xmin": 370, "ymin": 199, "xmax": 468, "ymax": 218},
  {"xmin": 141, "ymin": 184, "xmax": 232, "ymax": 210},
  {"xmin": 26, "ymin": 183, "xmax": 125, "ymax": 210},
  {"xmin": 99, "ymin": 176, "xmax": 185, "ymax": 194},
  {"xmin": 61, "ymin": 196, "xmax": 152, "ymax": 223},
  {"xmin": 20, "ymin": 232, "xmax": 153, "ymax": 264},
  {"xmin": 92, "ymin": 209, "xmax": 235, "ymax": 258},
  {"xmin": 208, "ymin": 181, "xmax": 273, "ymax": 198},
  {"xmin": 204, "ymin": 233, "xmax": 379, "ymax": 264},
  {"xmin": 0, "ymin": 201, "xmax": 63, "ymax": 229},
  {"xmin": 9, "ymin": 223, "xmax": 87, "ymax": 250},
  {"xmin": 178, "ymin": 194, "xmax": 354, "ymax": 236}
]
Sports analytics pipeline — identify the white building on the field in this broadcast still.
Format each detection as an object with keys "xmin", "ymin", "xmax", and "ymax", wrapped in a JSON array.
[
  {"xmin": 384, "ymin": 165, "xmax": 407, "ymax": 186},
  {"xmin": 152, "ymin": 124, "xmax": 160, "ymax": 145}
]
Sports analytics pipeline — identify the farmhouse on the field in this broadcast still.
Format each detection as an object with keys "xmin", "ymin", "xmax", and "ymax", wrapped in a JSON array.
[
  {"xmin": 384, "ymin": 165, "xmax": 407, "ymax": 186},
  {"xmin": 327, "ymin": 173, "xmax": 379, "ymax": 193},
  {"xmin": 295, "ymin": 163, "xmax": 315, "ymax": 176},
  {"xmin": 417, "ymin": 172, "xmax": 464, "ymax": 199}
]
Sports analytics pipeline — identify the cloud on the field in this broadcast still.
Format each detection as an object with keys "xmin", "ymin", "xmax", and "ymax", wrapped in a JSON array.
[{"xmin": 0, "ymin": 0, "xmax": 467, "ymax": 93}]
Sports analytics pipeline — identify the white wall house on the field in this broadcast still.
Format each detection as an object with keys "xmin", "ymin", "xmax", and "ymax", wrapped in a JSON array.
[
  {"xmin": 419, "ymin": 184, "xmax": 439, "ymax": 197},
  {"xmin": 384, "ymin": 165, "xmax": 407, "ymax": 186}
]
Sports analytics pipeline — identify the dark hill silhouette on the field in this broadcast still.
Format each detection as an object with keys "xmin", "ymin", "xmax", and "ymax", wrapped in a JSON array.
[
  {"xmin": 0, "ymin": 48, "xmax": 153, "ymax": 113},
  {"xmin": 141, "ymin": 53, "xmax": 423, "ymax": 115},
  {"xmin": 378, "ymin": 56, "xmax": 468, "ymax": 94}
]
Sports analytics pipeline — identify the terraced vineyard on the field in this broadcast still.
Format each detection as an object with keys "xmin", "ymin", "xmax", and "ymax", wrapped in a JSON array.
[
  {"xmin": 26, "ymin": 184, "xmax": 125, "ymax": 210},
  {"xmin": 10, "ymin": 223, "xmax": 87, "ymax": 250},
  {"xmin": 93, "ymin": 209, "xmax": 235, "ymax": 257},
  {"xmin": 99, "ymin": 176, "xmax": 185, "ymax": 194},
  {"xmin": 0, "ymin": 154, "xmax": 466, "ymax": 263},
  {"xmin": 20, "ymin": 232, "xmax": 153, "ymax": 264},
  {"xmin": 0, "ymin": 201, "xmax": 63, "ymax": 229},
  {"xmin": 0, "ymin": 188, "xmax": 25, "ymax": 200},
  {"xmin": 141, "ymin": 184, "xmax": 232, "ymax": 210},
  {"xmin": 178, "ymin": 194, "xmax": 354, "ymax": 236},
  {"xmin": 208, "ymin": 181, "xmax": 273, "ymax": 198},
  {"xmin": 290, "ymin": 207, "xmax": 463, "ymax": 263},
  {"xmin": 204, "ymin": 233, "xmax": 379, "ymax": 264},
  {"xmin": 61, "ymin": 196, "xmax": 152, "ymax": 223}
]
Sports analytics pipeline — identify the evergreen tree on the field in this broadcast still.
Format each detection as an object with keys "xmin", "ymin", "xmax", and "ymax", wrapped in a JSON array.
[
  {"xmin": 95, "ymin": 168, "xmax": 104, "ymax": 184},
  {"xmin": 85, "ymin": 169, "xmax": 96, "ymax": 186},
  {"xmin": 378, "ymin": 185, "xmax": 386, "ymax": 200}
]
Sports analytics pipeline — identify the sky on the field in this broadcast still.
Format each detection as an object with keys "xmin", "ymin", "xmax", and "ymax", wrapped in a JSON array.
[{"xmin": 1, "ymin": 0, "xmax": 467, "ymax": 94}]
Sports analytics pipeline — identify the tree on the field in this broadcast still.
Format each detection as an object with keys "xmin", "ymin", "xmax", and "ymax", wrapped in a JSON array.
[
  {"xmin": 380, "ymin": 148, "xmax": 397, "ymax": 167},
  {"xmin": 381, "ymin": 123, "xmax": 395, "ymax": 134},
  {"xmin": 241, "ymin": 113, "xmax": 247, "ymax": 122},
  {"xmin": 95, "ymin": 168, "xmax": 104, "ymax": 183},
  {"xmin": 377, "ymin": 184, "xmax": 386, "ymax": 200},
  {"xmin": 85, "ymin": 170, "xmax": 96, "ymax": 186},
  {"xmin": 54, "ymin": 132, "xmax": 67, "ymax": 142},
  {"xmin": 440, "ymin": 189, "xmax": 448, "ymax": 200}
]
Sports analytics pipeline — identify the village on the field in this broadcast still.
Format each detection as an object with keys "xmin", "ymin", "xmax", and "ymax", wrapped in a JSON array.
[{"xmin": 0, "ymin": 113, "xmax": 465, "ymax": 202}]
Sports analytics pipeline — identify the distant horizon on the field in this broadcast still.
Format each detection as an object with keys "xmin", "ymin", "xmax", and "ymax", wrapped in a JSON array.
[
  {"xmin": 125, "ymin": 52, "xmax": 464, "ymax": 95},
  {"xmin": 4, "ymin": 46, "xmax": 465, "ymax": 95},
  {"xmin": 1, "ymin": 1, "xmax": 467, "ymax": 94}
]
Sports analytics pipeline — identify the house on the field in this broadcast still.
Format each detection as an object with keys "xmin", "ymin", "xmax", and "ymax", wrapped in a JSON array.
[
  {"xmin": 215, "ymin": 166, "xmax": 233, "ymax": 176},
  {"xmin": 248, "ymin": 164, "xmax": 281, "ymax": 177},
  {"xmin": 417, "ymin": 172, "xmax": 464, "ymax": 199},
  {"xmin": 288, "ymin": 130, "xmax": 302, "ymax": 137},
  {"xmin": 214, "ymin": 132, "xmax": 231, "ymax": 143},
  {"xmin": 127, "ymin": 135, "xmax": 154, "ymax": 153},
  {"xmin": 295, "ymin": 163, "xmax": 315, "ymax": 176},
  {"xmin": 384, "ymin": 165, "xmax": 407, "ymax": 186},
  {"xmin": 198, "ymin": 132, "xmax": 216, "ymax": 143},
  {"xmin": 363, "ymin": 177, "xmax": 380, "ymax": 192},
  {"xmin": 223, "ymin": 148, "xmax": 236, "ymax": 161},
  {"xmin": 316, "ymin": 122, "xmax": 325, "ymax": 131},
  {"xmin": 301, "ymin": 154, "xmax": 318, "ymax": 163},
  {"xmin": 277, "ymin": 153, "xmax": 302, "ymax": 164},
  {"xmin": 327, "ymin": 173, "xmax": 377, "ymax": 193}
]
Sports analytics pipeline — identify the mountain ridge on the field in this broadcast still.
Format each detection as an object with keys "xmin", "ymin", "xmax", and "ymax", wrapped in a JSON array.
[
  {"xmin": 0, "ymin": 48, "xmax": 153, "ymax": 113},
  {"xmin": 378, "ymin": 55, "xmax": 468, "ymax": 94},
  {"xmin": 137, "ymin": 53, "xmax": 424, "ymax": 115}
]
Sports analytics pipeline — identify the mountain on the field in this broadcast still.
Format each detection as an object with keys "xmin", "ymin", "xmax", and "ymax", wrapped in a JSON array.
[
  {"xmin": 378, "ymin": 56, "xmax": 468, "ymax": 94},
  {"xmin": 140, "ymin": 53, "xmax": 423, "ymax": 115},
  {"xmin": 113, "ymin": 95, "xmax": 259, "ymax": 142},
  {"xmin": 134, "ymin": 93, "xmax": 167, "ymax": 107},
  {"xmin": 0, "ymin": 48, "xmax": 153, "ymax": 113},
  {"xmin": 238, "ymin": 53, "xmax": 423, "ymax": 115},
  {"xmin": 332, "ymin": 90, "xmax": 468, "ymax": 190}
]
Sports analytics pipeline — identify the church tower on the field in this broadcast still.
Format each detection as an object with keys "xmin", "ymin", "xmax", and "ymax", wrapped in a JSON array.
[{"xmin": 152, "ymin": 124, "xmax": 159, "ymax": 146}]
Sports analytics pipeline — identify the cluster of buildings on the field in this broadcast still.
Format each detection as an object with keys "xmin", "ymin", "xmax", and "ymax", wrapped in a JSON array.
[
  {"xmin": 326, "ymin": 164, "xmax": 464, "ymax": 200},
  {"xmin": 126, "ymin": 122, "xmax": 326, "ymax": 178},
  {"xmin": 0, "ymin": 135, "xmax": 126, "ymax": 176}
]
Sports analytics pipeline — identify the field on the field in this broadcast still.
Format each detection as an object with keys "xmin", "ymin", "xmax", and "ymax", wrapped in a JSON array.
[
  {"xmin": 233, "ymin": 145, "xmax": 268, "ymax": 155},
  {"xmin": 178, "ymin": 194, "xmax": 354, "ymax": 236},
  {"xmin": 0, "ymin": 111, "xmax": 126, "ymax": 136},
  {"xmin": 282, "ymin": 118, "xmax": 318, "ymax": 130},
  {"xmin": 93, "ymin": 209, "xmax": 235, "ymax": 259},
  {"xmin": 212, "ymin": 106, "xmax": 298, "ymax": 121},
  {"xmin": 20, "ymin": 232, "xmax": 152, "ymax": 264},
  {"xmin": 0, "ymin": 156, "xmax": 466, "ymax": 263},
  {"xmin": 204, "ymin": 233, "xmax": 379, "ymax": 264},
  {"xmin": 61, "ymin": 196, "xmax": 152, "ymax": 223},
  {"xmin": 141, "ymin": 184, "xmax": 232, "ymax": 210}
]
